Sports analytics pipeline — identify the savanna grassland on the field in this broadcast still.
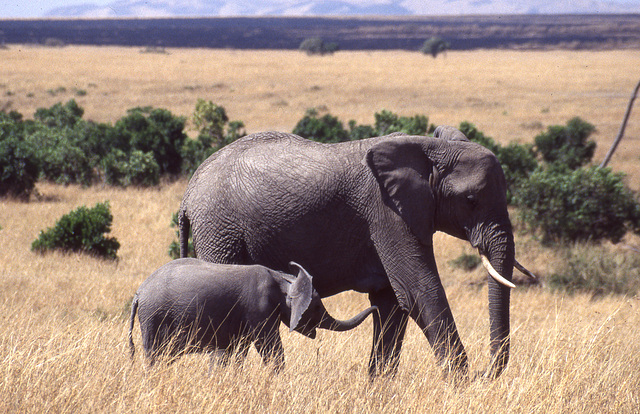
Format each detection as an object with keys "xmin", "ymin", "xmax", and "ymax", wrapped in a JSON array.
[{"xmin": 1, "ymin": 46, "xmax": 640, "ymax": 413}]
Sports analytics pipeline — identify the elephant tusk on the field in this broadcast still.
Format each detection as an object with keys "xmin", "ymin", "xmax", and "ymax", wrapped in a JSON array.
[
  {"xmin": 515, "ymin": 260, "xmax": 537, "ymax": 280},
  {"xmin": 481, "ymin": 255, "xmax": 516, "ymax": 289}
]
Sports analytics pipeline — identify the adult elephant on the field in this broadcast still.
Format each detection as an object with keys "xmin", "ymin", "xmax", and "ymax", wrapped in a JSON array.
[{"xmin": 179, "ymin": 128, "xmax": 532, "ymax": 379}]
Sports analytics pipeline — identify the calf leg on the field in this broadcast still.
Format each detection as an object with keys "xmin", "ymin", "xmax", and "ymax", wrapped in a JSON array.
[{"xmin": 254, "ymin": 330, "xmax": 285, "ymax": 372}]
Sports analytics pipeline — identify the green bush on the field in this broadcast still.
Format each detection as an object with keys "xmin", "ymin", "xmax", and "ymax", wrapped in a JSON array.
[
  {"xmin": 32, "ymin": 202, "xmax": 120, "ymax": 259},
  {"xmin": 27, "ymin": 128, "xmax": 95, "ymax": 186},
  {"xmin": 534, "ymin": 117, "xmax": 596, "ymax": 170},
  {"xmin": 293, "ymin": 108, "xmax": 433, "ymax": 143},
  {"xmin": 293, "ymin": 108, "xmax": 349, "ymax": 143},
  {"xmin": 0, "ymin": 113, "xmax": 39, "ymax": 200},
  {"xmin": 225, "ymin": 120, "xmax": 246, "ymax": 146},
  {"xmin": 34, "ymin": 99, "xmax": 84, "ymax": 128},
  {"xmin": 420, "ymin": 37, "xmax": 450, "ymax": 58},
  {"xmin": 449, "ymin": 253, "xmax": 481, "ymax": 271},
  {"xmin": 496, "ymin": 142, "xmax": 539, "ymax": 202},
  {"xmin": 299, "ymin": 37, "xmax": 339, "ymax": 55},
  {"xmin": 347, "ymin": 120, "xmax": 377, "ymax": 141},
  {"xmin": 111, "ymin": 107, "xmax": 187, "ymax": 175},
  {"xmin": 21, "ymin": 101, "xmax": 112, "ymax": 186},
  {"xmin": 101, "ymin": 149, "xmax": 160, "ymax": 187},
  {"xmin": 458, "ymin": 121, "xmax": 501, "ymax": 154},
  {"xmin": 548, "ymin": 243, "xmax": 640, "ymax": 297},
  {"xmin": 101, "ymin": 150, "xmax": 128, "ymax": 186},
  {"xmin": 374, "ymin": 110, "xmax": 431, "ymax": 136},
  {"xmin": 516, "ymin": 166, "xmax": 640, "ymax": 244},
  {"xmin": 180, "ymin": 135, "xmax": 217, "ymax": 177},
  {"xmin": 190, "ymin": 100, "xmax": 245, "ymax": 152},
  {"xmin": 2, "ymin": 103, "xmax": 101, "ymax": 190},
  {"xmin": 191, "ymin": 99, "xmax": 228, "ymax": 146},
  {"xmin": 119, "ymin": 149, "xmax": 160, "ymax": 187},
  {"xmin": 183, "ymin": 100, "xmax": 246, "ymax": 175},
  {"xmin": 2, "ymin": 101, "xmax": 247, "ymax": 190},
  {"xmin": 77, "ymin": 121, "xmax": 117, "ymax": 161},
  {"xmin": 497, "ymin": 142, "xmax": 539, "ymax": 184}
]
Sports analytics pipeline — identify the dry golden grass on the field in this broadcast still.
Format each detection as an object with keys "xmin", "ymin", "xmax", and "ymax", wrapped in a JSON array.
[
  {"xmin": 1, "ymin": 46, "xmax": 639, "ymax": 188},
  {"xmin": 1, "ymin": 46, "xmax": 640, "ymax": 412}
]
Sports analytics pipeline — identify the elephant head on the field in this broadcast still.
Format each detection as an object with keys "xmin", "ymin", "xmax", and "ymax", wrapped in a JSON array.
[
  {"xmin": 282, "ymin": 262, "xmax": 379, "ymax": 339},
  {"xmin": 366, "ymin": 126, "xmax": 526, "ymax": 379}
]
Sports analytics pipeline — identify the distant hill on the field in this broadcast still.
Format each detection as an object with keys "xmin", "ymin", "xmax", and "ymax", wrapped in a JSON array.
[
  {"xmin": 43, "ymin": 0, "xmax": 640, "ymax": 18},
  {"xmin": 44, "ymin": 0, "xmax": 411, "ymax": 18},
  {"xmin": 1, "ymin": 15, "xmax": 640, "ymax": 51}
]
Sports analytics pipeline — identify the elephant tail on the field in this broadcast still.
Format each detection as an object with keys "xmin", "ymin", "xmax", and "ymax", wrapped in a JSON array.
[
  {"xmin": 178, "ymin": 208, "xmax": 191, "ymax": 258},
  {"xmin": 128, "ymin": 293, "xmax": 139, "ymax": 360}
]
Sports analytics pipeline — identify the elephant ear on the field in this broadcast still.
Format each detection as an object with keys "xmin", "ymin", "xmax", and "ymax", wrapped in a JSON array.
[
  {"xmin": 365, "ymin": 139, "xmax": 436, "ymax": 246},
  {"xmin": 287, "ymin": 262, "xmax": 314, "ymax": 332}
]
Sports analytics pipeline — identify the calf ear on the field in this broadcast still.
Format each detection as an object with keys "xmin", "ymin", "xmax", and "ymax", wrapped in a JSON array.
[
  {"xmin": 365, "ymin": 138, "xmax": 436, "ymax": 246},
  {"xmin": 287, "ymin": 262, "xmax": 313, "ymax": 331}
]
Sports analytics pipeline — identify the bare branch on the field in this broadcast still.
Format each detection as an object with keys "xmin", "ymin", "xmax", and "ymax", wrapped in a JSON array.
[{"xmin": 600, "ymin": 78, "xmax": 640, "ymax": 168}]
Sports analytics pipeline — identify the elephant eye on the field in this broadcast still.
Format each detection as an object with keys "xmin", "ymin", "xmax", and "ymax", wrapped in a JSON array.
[{"xmin": 466, "ymin": 194, "xmax": 478, "ymax": 207}]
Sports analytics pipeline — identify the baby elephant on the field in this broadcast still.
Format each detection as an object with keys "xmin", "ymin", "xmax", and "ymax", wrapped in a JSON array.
[{"xmin": 128, "ymin": 258, "xmax": 378, "ymax": 371}]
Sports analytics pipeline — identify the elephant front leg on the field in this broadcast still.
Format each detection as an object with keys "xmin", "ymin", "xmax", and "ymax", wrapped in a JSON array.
[
  {"xmin": 411, "ymin": 285, "xmax": 469, "ymax": 379},
  {"xmin": 368, "ymin": 287, "xmax": 409, "ymax": 377},
  {"xmin": 208, "ymin": 337, "xmax": 251, "ymax": 372},
  {"xmin": 384, "ymin": 245, "xmax": 469, "ymax": 379}
]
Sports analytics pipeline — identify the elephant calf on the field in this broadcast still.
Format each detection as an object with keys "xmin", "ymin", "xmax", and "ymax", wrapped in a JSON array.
[{"xmin": 128, "ymin": 258, "xmax": 377, "ymax": 371}]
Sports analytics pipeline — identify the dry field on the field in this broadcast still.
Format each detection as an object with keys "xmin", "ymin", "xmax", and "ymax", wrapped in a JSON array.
[
  {"xmin": 1, "ymin": 46, "xmax": 639, "ymax": 187},
  {"xmin": 1, "ymin": 46, "xmax": 640, "ymax": 412}
]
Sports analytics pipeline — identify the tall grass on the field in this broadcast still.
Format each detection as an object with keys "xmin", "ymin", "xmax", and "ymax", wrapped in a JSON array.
[
  {"xmin": 548, "ymin": 243, "xmax": 640, "ymax": 296},
  {"xmin": 2, "ymin": 183, "xmax": 639, "ymax": 412}
]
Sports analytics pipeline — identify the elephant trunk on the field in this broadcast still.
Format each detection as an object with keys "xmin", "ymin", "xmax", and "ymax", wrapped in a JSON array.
[
  {"xmin": 482, "ymin": 228, "xmax": 515, "ymax": 379},
  {"xmin": 318, "ymin": 306, "xmax": 379, "ymax": 332}
]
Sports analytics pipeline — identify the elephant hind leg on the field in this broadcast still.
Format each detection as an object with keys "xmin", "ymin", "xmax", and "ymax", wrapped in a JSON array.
[
  {"xmin": 368, "ymin": 287, "xmax": 409, "ymax": 377},
  {"xmin": 208, "ymin": 345, "xmax": 247, "ymax": 374},
  {"xmin": 213, "ymin": 336, "xmax": 251, "ymax": 367}
]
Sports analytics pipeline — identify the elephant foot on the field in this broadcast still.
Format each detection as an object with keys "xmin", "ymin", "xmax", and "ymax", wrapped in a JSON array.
[
  {"xmin": 439, "ymin": 364, "xmax": 470, "ymax": 387},
  {"xmin": 441, "ymin": 370, "xmax": 470, "ymax": 387},
  {"xmin": 367, "ymin": 362, "xmax": 400, "ymax": 380}
]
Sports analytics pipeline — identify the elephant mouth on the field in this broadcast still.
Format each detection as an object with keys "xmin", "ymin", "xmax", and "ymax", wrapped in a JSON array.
[
  {"xmin": 468, "ymin": 228, "xmax": 512, "ymax": 288},
  {"xmin": 477, "ymin": 249, "xmax": 537, "ymax": 288},
  {"xmin": 515, "ymin": 261, "xmax": 537, "ymax": 280},
  {"xmin": 467, "ymin": 223, "xmax": 536, "ymax": 288},
  {"xmin": 480, "ymin": 254, "xmax": 516, "ymax": 289}
]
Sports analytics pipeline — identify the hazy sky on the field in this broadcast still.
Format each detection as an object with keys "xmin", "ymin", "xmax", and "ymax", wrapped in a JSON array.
[
  {"xmin": 2, "ymin": 0, "xmax": 640, "ymax": 18},
  {"xmin": 2, "ymin": 1, "xmax": 104, "ymax": 18}
]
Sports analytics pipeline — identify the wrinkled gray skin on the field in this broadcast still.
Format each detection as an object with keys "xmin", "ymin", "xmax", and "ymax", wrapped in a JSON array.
[
  {"xmin": 179, "ymin": 127, "xmax": 515, "ymax": 379},
  {"xmin": 129, "ymin": 258, "xmax": 378, "ymax": 370}
]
